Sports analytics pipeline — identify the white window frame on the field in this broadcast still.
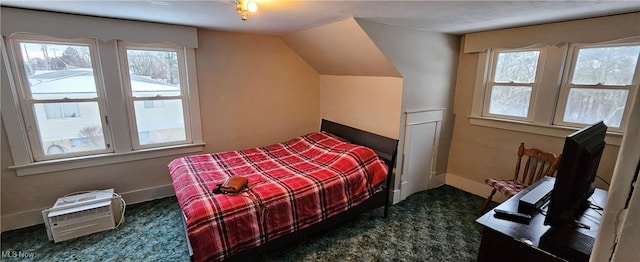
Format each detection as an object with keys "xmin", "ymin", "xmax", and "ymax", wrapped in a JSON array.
[
  {"xmin": 4, "ymin": 33, "xmax": 113, "ymax": 161},
  {"xmin": 468, "ymin": 40, "xmax": 640, "ymax": 146},
  {"xmin": 554, "ymin": 43, "xmax": 640, "ymax": 133},
  {"xmin": 482, "ymin": 48, "xmax": 546, "ymax": 122},
  {"xmin": 117, "ymin": 42, "xmax": 193, "ymax": 150},
  {"xmin": 1, "ymin": 34, "xmax": 204, "ymax": 176}
]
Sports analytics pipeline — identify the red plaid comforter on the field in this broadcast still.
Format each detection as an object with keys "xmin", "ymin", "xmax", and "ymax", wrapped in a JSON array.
[{"xmin": 168, "ymin": 132, "xmax": 389, "ymax": 261}]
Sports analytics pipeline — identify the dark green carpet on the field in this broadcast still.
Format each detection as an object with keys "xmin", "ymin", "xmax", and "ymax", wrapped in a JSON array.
[{"xmin": 1, "ymin": 185, "xmax": 491, "ymax": 261}]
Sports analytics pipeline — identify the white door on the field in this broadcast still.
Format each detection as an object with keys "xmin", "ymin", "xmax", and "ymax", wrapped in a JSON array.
[{"xmin": 400, "ymin": 109, "xmax": 442, "ymax": 201}]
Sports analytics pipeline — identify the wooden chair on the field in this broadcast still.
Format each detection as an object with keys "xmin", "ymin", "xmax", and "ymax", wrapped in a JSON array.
[{"xmin": 479, "ymin": 143, "xmax": 561, "ymax": 214}]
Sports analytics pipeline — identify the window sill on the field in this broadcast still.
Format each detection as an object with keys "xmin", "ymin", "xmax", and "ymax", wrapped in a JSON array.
[
  {"xmin": 467, "ymin": 116, "xmax": 623, "ymax": 146},
  {"xmin": 9, "ymin": 143, "xmax": 205, "ymax": 176}
]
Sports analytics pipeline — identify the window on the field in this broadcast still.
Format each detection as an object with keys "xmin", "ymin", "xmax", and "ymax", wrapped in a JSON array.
[
  {"xmin": 7, "ymin": 36, "xmax": 111, "ymax": 160},
  {"xmin": 3, "ymin": 33, "xmax": 203, "ymax": 169},
  {"xmin": 473, "ymin": 41, "xmax": 639, "ymax": 134},
  {"xmin": 119, "ymin": 44, "xmax": 190, "ymax": 148},
  {"xmin": 555, "ymin": 44, "xmax": 640, "ymax": 129},
  {"xmin": 484, "ymin": 49, "xmax": 543, "ymax": 120}
]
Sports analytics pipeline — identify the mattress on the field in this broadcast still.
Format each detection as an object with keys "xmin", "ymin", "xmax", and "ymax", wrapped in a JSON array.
[{"xmin": 168, "ymin": 131, "xmax": 388, "ymax": 261}]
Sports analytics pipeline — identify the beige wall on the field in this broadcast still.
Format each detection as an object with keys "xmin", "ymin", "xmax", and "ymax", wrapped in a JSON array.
[
  {"xmin": 463, "ymin": 12, "xmax": 640, "ymax": 53},
  {"xmin": 0, "ymin": 27, "xmax": 320, "ymax": 231},
  {"xmin": 320, "ymin": 75, "xmax": 403, "ymax": 139},
  {"xmin": 281, "ymin": 18, "xmax": 404, "ymax": 140},
  {"xmin": 196, "ymin": 29, "xmax": 320, "ymax": 152},
  {"xmin": 446, "ymin": 14, "xmax": 636, "ymax": 196},
  {"xmin": 357, "ymin": 20, "xmax": 460, "ymax": 185}
]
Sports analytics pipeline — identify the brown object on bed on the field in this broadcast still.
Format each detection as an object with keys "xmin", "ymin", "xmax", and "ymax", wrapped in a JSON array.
[{"xmin": 215, "ymin": 176, "xmax": 248, "ymax": 194}]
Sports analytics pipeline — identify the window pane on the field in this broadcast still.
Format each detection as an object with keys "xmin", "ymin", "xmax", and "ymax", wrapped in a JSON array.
[
  {"xmin": 133, "ymin": 99, "xmax": 186, "ymax": 145},
  {"xmin": 19, "ymin": 42, "xmax": 97, "ymax": 99},
  {"xmin": 44, "ymin": 103, "xmax": 81, "ymax": 119},
  {"xmin": 488, "ymin": 85, "xmax": 532, "ymax": 117},
  {"xmin": 572, "ymin": 45, "xmax": 640, "ymax": 86},
  {"xmin": 494, "ymin": 51, "xmax": 540, "ymax": 83},
  {"xmin": 563, "ymin": 88, "xmax": 628, "ymax": 128},
  {"xmin": 33, "ymin": 102, "xmax": 106, "ymax": 155},
  {"xmin": 143, "ymin": 100, "xmax": 165, "ymax": 108},
  {"xmin": 127, "ymin": 49, "xmax": 181, "ymax": 97}
]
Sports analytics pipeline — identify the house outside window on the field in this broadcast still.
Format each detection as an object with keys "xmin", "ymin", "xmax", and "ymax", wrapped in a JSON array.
[
  {"xmin": 3, "ymin": 33, "xmax": 203, "ymax": 167},
  {"xmin": 119, "ymin": 44, "xmax": 190, "ymax": 148},
  {"xmin": 7, "ymin": 37, "xmax": 110, "ymax": 159},
  {"xmin": 44, "ymin": 103, "xmax": 81, "ymax": 119}
]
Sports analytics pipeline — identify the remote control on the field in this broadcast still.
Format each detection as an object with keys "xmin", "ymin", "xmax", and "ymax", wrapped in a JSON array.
[{"xmin": 493, "ymin": 209, "xmax": 532, "ymax": 224}]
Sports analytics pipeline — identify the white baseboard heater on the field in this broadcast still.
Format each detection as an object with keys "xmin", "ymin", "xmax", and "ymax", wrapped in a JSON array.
[{"xmin": 42, "ymin": 189, "xmax": 120, "ymax": 243}]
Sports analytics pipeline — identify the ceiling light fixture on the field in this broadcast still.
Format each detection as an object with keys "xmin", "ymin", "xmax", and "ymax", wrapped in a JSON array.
[{"xmin": 236, "ymin": 0, "xmax": 258, "ymax": 21}]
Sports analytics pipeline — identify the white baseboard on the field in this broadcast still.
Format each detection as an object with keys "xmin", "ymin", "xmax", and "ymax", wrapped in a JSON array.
[
  {"xmin": 119, "ymin": 184, "xmax": 176, "ymax": 205},
  {"xmin": 391, "ymin": 189, "xmax": 402, "ymax": 204},
  {"xmin": 1, "ymin": 184, "xmax": 176, "ymax": 232},
  {"xmin": 390, "ymin": 173, "xmax": 447, "ymax": 204},
  {"xmin": 429, "ymin": 173, "xmax": 446, "ymax": 189},
  {"xmin": 444, "ymin": 173, "xmax": 507, "ymax": 203}
]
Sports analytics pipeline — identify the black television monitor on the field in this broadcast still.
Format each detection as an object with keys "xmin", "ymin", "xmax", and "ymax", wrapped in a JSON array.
[{"xmin": 544, "ymin": 121, "xmax": 607, "ymax": 227}]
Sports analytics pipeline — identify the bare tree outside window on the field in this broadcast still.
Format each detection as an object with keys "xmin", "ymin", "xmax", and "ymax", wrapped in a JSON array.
[
  {"xmin": 124, "ymin": 47, "xmax": 187, "ymax": 147},
  {"xmin": 572, "ymin": 46, "xmax": 640, "ymax": 85},
  {"xmin": 489, "ymin": 86, "xmax": 532, "ymax": 117},
  {"xmin": 562, "ymin": 45, "xmax": 639, "ymax": 128},
  {"xmin": 127, "ymin": 49, "xmax": 180, "ymax": 87},
  {"xmin": 18, "ymin": 41, "xmax": 107, "ymax": 157},
  {"xmin": 60, "ymin": 47, "xmax": 91, "ymax": 68},
  {"xmin": 494, "ymin": 51, "xmax": 540, "ymax": 83},
  {"xmin": 564, "ymin": 88, "xmax": 628, "ymax": 127},
  {"xmin": 487, "ymin": 50, "xmax": 540, "ymax": 118}
]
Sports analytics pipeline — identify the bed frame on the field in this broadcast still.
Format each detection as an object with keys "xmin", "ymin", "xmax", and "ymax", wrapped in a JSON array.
[{"xmin": 183, "ymin": 119, "xmax": 398, "ymax": 261}]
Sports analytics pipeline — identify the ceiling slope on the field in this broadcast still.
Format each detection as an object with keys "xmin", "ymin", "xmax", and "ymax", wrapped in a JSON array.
[{"xmin": 281, "ymin": 18, "xmax": 400, "ymax": 77}]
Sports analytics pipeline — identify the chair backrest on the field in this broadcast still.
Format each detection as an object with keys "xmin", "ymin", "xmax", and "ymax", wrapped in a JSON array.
[{"xmin": 513, "ymin": 143, "xmax": 561, "ymax": 186}]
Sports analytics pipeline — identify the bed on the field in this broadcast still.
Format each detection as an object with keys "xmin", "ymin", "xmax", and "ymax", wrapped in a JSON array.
[{"xmin": 168, "ymin": 119, "xmax": 398, "ymax": 261}]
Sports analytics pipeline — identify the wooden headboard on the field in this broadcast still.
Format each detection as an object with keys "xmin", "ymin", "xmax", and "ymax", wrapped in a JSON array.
[{"xmin": 320, "ymin": 119, "xmax": 398, "ymax": 169}]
